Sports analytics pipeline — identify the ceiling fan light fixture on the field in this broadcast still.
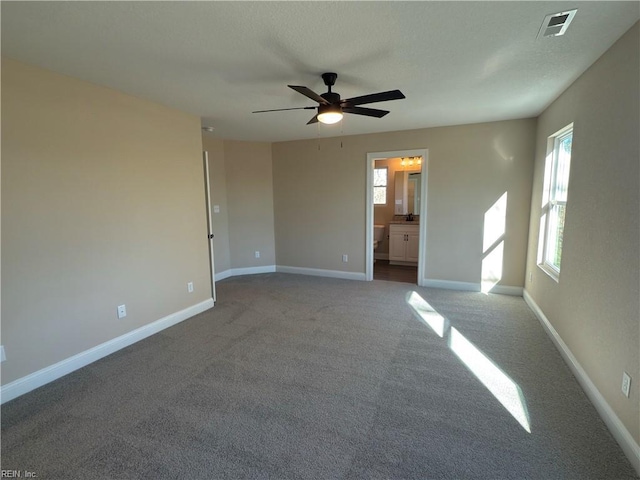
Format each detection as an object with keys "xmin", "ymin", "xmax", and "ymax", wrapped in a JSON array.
[
  {"xmin": 254, "ymin": 73, "xmax": 404, "ymax": 125},
  {"xmin": 317, "ymin": 104, "xmax": 343, "ymax": 125}
]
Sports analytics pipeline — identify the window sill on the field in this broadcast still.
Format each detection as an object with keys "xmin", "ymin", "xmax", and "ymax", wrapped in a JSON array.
[{"xmin": 537, "ymin": 263, "xmax": 560, "ymax": 283}]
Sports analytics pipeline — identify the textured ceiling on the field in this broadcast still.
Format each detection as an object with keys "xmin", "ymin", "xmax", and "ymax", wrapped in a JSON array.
[{"xmin": 2, "ymin": 2, "xmax": 638, "ymax": 142}]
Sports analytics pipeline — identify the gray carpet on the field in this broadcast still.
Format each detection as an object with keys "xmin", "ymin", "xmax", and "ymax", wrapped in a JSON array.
[{"xmin": 2, "ymin": 273, "xmax": 638, "ymax": 479}]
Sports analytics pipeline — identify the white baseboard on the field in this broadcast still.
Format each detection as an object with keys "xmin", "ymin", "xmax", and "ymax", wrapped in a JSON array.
[
  {"xmin": 215, "ymin": 269, "xmax": 233, "ymax": 282},
  {"xmin": 218, "ymin": 266, "xmax": 522, "ymax": 296},
  {"xmin": 231, "ymin": 265, "xmax": 276, "ymax": 276},
  {"xmin": 421, "ymin": 278, "xmax": 477, "ymax": 291},
  {"xmin": 523, "ymin": 290, "xmax": 640, "ymax": 476},
  {"xmin": 0, "ymin": 298, "xmax": 214, "ymax": 405},
  {"xmin": 276, "ymin": 265, "xmax": 367, "ymax": 281},
  {"xmin": 216, "ymin": 265, "xmax": 276, "ymax": 282},
  {"xmin": 421, "ymin": 278, "xmax": 523, "ymax": 296},
  {"xmin": 218, "ymin": 264, "xmax": 366, "ymax": 282}
]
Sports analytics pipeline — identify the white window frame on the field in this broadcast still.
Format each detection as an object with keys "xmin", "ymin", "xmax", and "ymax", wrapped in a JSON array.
[
  {"xmin": 373, "ymin": 167, "xmax": 388, "ymax": 206},
  {"xmin": 538, "ymin": 124, "xmax": 573, "ymax": 281}
]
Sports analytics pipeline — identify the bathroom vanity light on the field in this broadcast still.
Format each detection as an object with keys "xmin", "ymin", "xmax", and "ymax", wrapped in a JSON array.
[{"xmin": 400, "ymin": 156, "xmax": 423, "ymax": 168}]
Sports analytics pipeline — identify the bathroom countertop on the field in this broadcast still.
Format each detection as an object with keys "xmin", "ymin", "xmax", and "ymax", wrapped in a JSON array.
[{"xmin": 389, "ymin": 221, "xmax": 420, "ymax": 225}]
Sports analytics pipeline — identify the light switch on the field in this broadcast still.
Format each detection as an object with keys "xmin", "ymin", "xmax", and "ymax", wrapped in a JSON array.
[{"xmin": 213, "ymin": 205, "xmax": 220, "ymax": 213}]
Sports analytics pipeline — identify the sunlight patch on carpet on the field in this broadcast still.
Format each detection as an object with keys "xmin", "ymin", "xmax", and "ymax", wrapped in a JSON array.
[
  {"xmin": 407, "ymin": 291, "xmax": 446, "ymax": 337},
  {"xmin": 449, "ymin": 327, "xmax": 531, "ymax": 433},
  {"xmin": 407, "ymin": 291, "xmax": 531, "ymax": 433}
]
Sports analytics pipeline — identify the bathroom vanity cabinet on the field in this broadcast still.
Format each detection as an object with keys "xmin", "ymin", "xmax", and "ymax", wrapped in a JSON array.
[{"xmin": 389, "ymin": 223, "xmax": 419, "ymax": 265}]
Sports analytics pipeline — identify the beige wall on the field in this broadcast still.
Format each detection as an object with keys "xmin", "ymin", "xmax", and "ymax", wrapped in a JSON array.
[
  {"xmin": 202, "ymin": 135, "xmax": 231, "ymax": 274},
  {"xmin": 201, "ymin": 137, "xmax": 276, "ymax": 277},
  {"xmin": 273, "ymin": 119, "xmax": 536, "ymax": 287},
  {"xmin": 525, "ymin": 23, "xmax": 639, "ymax": 443},
  {"xmin": 1, "ymin": 58, "xmax": 211, "ymax": 385},
  {"xmin": 273, "ymin": 137, "xmax": 367, "ymax": 273},
  {"xmin": 223, "ymin": 140, "xmax": 276, "ymax": 270}
]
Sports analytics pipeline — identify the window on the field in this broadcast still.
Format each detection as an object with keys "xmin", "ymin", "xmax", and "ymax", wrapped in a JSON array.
[
  {"xmin": 538, "ymin": 125, "xmax": 573, "ymax": 280},
  {"xmin": 373, "ymin": 167, "xmax": 388, "ymax": 205}
]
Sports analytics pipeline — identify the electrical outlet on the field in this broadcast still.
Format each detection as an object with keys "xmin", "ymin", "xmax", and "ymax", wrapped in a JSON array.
[
  {"xmin": 622, "ymin": 372, "xmax": 631, "ymax": 397},
  {"xmin": 255, "ymin": 251, "xmax": 260, "ymax": 259},
  {"xmin": 342, "ymin": 254, "xmax": 348, "ymax": 262},
  {"xmin": 187, "ymin": 282, "xmax": 194, "ymax": 293},
  {"xmin": 213, "ymin": 205, "xmax": 220, "ymax": 213},
  {"xmin": 117, "ymin": 304, "xmax": 127, "ymax": 319},
  {"xmin": 0, "ymin": 346, "xmax": 6, "ymax": 363}
]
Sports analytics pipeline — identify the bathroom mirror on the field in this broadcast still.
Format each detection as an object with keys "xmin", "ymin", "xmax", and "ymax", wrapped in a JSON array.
[{"xmin": 394, "ymin": 170, "xmax": 421, "ymax": 215}]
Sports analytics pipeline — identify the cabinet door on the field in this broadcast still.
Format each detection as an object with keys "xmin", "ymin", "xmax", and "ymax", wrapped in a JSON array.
[
  {"xmin": 406, "ymin": 231, "xmax": 420, "ymax": 263},
  {"xmin": 389, "ymin": 231, "xmax": 407, "ymax": 261}
]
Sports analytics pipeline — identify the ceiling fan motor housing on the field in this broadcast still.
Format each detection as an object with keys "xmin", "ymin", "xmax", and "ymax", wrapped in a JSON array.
[
  {"xmin": 318, "ymin": 103, "xmax": 341, "ymax": 116},
  {"xmin": 321, "ymin": 91, "xmax": 341, "ymax": 104}
]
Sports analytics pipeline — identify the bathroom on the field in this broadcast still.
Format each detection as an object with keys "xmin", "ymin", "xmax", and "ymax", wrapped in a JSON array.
[{"xmin": 373, "ymin": 156, "xmax": 422, "ymax": 283}]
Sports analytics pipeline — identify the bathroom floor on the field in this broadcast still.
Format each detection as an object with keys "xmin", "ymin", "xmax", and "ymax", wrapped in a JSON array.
[{"xmin": 373, "ymin": 260, "xmax": 417, "ymax": 284}]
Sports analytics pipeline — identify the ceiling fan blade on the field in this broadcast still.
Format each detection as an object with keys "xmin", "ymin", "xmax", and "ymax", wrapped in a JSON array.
[
  {"xmin": 306, "ymin": 114, "xmax": 319, "ymax": 125},
  {"xmin": 289, "ymin": 85, "xmax": 330, "ymax": 105},
  {"xmin": 252, "ymin": 106, "xmax": 316, "ymax": 113},
  {"xmin": 342, "ymin": 89, "xmax": 405, "ymax": 106},
  {"xmin": 342, "ymin": 106, "xmax": 389, "ymax": 118}
]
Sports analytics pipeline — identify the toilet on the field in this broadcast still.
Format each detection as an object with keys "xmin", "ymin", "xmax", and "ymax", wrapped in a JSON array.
[{"xmin": 373, "ymin": 224, "xmax": 385, "ymax": 262}]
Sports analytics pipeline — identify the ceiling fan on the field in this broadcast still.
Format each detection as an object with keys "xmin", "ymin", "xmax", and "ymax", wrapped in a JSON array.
[{"xmin": 252, "ymin": 72, "xmax": 405, "ymax": 125}]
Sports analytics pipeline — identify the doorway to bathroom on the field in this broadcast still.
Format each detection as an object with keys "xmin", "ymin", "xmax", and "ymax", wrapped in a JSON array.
[{"xmin": 365, "ymin": 149, "xmax": 428, "ymax": 285}]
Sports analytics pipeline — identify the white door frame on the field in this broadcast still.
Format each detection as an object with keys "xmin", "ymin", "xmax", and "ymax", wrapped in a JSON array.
[
  {"xmin": 365, "ymin": 148, "xmax": 428, "ymax": 285},
  {"xmin": 203, "ymin": 151, "xmax": 217, "ymax": 303}
]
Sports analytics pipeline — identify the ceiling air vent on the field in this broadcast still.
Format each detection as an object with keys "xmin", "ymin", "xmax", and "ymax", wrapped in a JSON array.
[{"xmin": 537, "ymin": 9, "xmax": 577, "ymax": 39}]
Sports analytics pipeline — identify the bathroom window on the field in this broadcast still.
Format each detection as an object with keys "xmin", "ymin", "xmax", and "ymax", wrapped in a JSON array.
[
  {"xmin": 373, "ymin": 167, "xmax": 388, "ymax": 205},
  {"xmin": 538, "ymin": 124, "xmax": 573, "ymax": 281}
]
